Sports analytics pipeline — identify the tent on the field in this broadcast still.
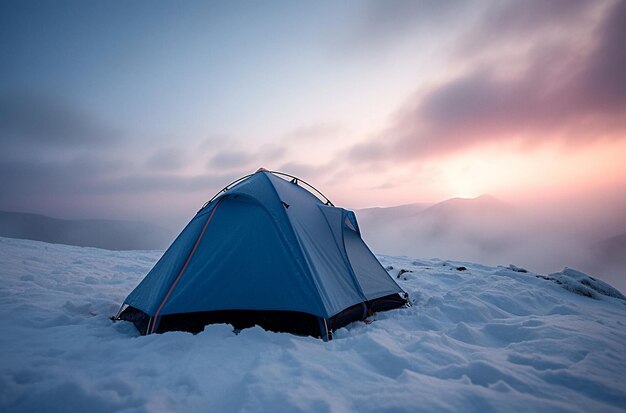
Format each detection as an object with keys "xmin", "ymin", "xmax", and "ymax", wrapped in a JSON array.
[{"xmin": 115, "ymin": 169, "xmax": 408, "ymax": 340}]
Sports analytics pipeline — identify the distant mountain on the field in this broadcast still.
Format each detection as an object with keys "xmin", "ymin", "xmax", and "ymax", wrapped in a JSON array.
[
  {"xmin": 0, "ymin": 210, "xmax": 175, "ymax": 250},
  {"xmin": 576, "ymin": 233, "xmax": 626, "ymax": 291},
  {"xmin": 420, "ymin": 195, "xmax": 514, "ymax": 242},
  {"xmin": 356, "ymin": 195, "xmax": 625, "ymax": 293},
  {"xmin": 357, "ymin": 202, "xmax": 432, "ymax": 223},
  {"xmin": 419, "ymin": 194, "xmax": 510, "ymax": 220},
  {"xmin": 356, "ymin": 194, "xmax": 517, "ymax": 260},
  {"xmin": 593, "ymin": 233, "xmax": 626, "ymax": 264}
]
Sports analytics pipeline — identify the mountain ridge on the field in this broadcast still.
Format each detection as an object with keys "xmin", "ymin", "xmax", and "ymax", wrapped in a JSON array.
[{"xmin": 0, "ymin": 210, "xmax": 174, "ymax": 250}]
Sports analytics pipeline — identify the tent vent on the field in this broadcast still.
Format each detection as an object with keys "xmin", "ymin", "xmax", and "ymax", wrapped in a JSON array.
[{"xmin": 344, "ymin": 216, "xmax": 357, "ymax": 231}]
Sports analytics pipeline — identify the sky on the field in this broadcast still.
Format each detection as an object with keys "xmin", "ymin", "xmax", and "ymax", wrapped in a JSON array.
[{"xmin": 1, "ymin": 0, "xmax": 625, "ymax": 231}]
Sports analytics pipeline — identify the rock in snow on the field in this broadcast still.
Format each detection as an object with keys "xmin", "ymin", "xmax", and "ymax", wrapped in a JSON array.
[{"xmin": 0, "ymin": 236, "xmax": 625, "ymax": 413}]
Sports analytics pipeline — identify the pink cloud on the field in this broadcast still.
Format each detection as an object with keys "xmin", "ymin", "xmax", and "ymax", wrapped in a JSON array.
[{"xmin": 348, "ymin": 0, "xmax": 626, "ymax": 164}]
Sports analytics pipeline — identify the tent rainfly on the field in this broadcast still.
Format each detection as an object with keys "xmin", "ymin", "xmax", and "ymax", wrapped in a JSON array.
[{"xmin": 115, "ymin": 169, "xmax": 408, "ymax": 340}]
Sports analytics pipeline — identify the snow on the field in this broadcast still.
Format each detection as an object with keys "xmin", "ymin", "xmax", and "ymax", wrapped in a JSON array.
[{"xmin": 1, "ymin": 236, "xmax": 625, "ymax": 413}]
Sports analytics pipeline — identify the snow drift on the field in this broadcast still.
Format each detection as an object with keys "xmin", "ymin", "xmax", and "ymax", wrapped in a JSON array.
[{"xmin": 0, "ymin": 236, "xmax": 625, "ymax": 413}]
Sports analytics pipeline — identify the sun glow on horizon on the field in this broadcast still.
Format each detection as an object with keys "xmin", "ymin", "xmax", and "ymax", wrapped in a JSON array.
[
  {"xmin": 440, "ymin": 139, "xmax": 626, "ymax": 203},
  {"xmin": 324, "ymin": 136, "xmax": 626, "ymax": 210}
]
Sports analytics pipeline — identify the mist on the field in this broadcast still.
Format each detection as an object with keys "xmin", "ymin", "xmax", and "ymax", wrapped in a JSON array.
[
  {"xmin": 1, "ymin": 1, "xmax": 624, "ymax": 292},
  {"xmin": 357, "ymin": 190, "xmax": 626, "ymax": 292}
]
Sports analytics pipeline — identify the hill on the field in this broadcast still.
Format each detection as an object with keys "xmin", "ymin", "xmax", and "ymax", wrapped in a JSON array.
[
  {"xmin": 0, "ymin": 210, "xmax": 175, "ymax": 250},
  {"xmin": 356, "ymin": 202, "xmax": 433, "ymax": 223},
  {"xmin": 357, "ymin": 194, "xmax": 517, "ymax": 261},
  {"xmin": 0, "ymin": 236, "xmax": 625, "ymax": 412}
]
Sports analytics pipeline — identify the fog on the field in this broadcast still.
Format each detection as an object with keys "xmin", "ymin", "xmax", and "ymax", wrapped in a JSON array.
[
  {"xmin": 0, "ymin": 211, "xmax": 175, "ymax": 251},
  {"xmin": 1, "ymin": 1, "xmax": 624, "ymax": 292},
  {"xmin": 357, "ymin": 190, "xmax": 626, "ymax": 293},
  {"xmin": 1, "ymin": 181, "xmax": 623, "ymax": 293}
]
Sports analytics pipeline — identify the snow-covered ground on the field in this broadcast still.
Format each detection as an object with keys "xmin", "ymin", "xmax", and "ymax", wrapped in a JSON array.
[{"xmin": 1, "ymin": 236, "xmax": 625, "ymax": 413}]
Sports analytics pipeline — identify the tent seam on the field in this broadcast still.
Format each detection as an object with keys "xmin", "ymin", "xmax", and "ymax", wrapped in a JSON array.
[
  {"xmin": 260, "ymin": 173, "xmax": 330, "ymax": 318},
  {"xmin": 149, "ymin": 198, "xmax": 223, "ymax": 333},
  {"xmin": 318, "ymin": 206, "xmax": 369, "ymax": 316}
]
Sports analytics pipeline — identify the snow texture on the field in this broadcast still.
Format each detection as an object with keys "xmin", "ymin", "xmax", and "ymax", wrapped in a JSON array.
[{"xmin": 1, "ymin": 236, "xmax": 625, "ymax": 413}]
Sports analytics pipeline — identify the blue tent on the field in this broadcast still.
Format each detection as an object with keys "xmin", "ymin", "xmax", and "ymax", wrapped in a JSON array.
[{"xmin": 116, "ymin": 170, "xmax": 407, "ymax": 339}]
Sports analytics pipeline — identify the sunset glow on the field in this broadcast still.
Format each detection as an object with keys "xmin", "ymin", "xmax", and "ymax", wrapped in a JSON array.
[{"xmin": 1, "ymin": 0, "xmax": 624, "ymax": 237}]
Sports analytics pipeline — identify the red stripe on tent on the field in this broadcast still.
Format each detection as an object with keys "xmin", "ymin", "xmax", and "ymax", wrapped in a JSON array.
[{"xmin": 149, "ymin": 198, "xmax": 224, "ymax": 334}]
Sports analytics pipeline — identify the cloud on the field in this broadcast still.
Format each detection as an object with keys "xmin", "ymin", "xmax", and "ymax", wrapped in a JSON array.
[
  {"xmin": 0, "ymin": 92, "xmax": 117, "ymax": 149},
  {"xmin": 0, "ymin": 90, "xmax": 290, "ymax": 219},
  {"xmin": 345, "ymin": 0, "xmax": 471, "ymax": 53},
  {"xmin": 207, "ymin": 150, "xmax": 256, "ymax": 170},
  {"xmin": 256, "ymin": 144, "xmax": 287, "ymax": 165},
  {"xmin": 145, "ymin": 147, "xmax": 186, "ymax": 171},
  {"xmin": 207, "ymin": 144, "xmax": 286, "ymax": 171},
  {"xmin": 94, "ymin": 172, "xmax": 235, "ymax": 194},
  {"xmin": 0, "ymin": 91, "xmax": 243, "ymax": 217},
  {"xmin": 347, "ymin": 0, "xmax": 599, "ymax": 56},
  {"xmin": 348, "ymin": 0, "xmax": 626, "ymax": 163},
  {"xmin": 459, "ymin": 0, "xmax": 596, "ymax": 54},
  {"xmin": 0, "ymin": 156, "xmax": 123, "ymax": 198},
  {"xmin": 277, "ymin": 161, "xmax": 329, "ymax": 180},
  {"xmin": 578, "ymin": 0, "xmax": 626, "ymax": 109},
  {"xmin": 282, "ymin": 122, "xmax": 341, "ymax": 142},
  {"xmin": 0, "ymin": 154, "xmax": 236, "ymax": 200}
]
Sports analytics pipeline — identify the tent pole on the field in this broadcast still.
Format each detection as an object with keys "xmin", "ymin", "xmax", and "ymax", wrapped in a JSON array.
[{"xmin": 318, "ymin": 317, "xmax": 330, "ymax": 342}]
